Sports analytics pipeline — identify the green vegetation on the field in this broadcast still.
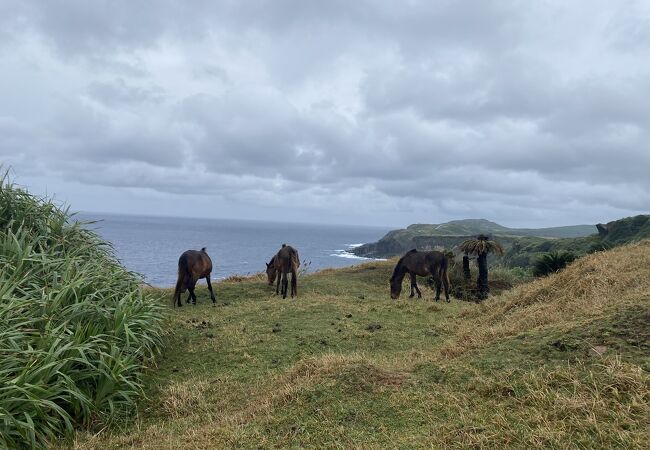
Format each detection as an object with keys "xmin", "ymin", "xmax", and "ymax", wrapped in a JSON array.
[
  {"xmin": 69, "ymin": 241, "xmax": 649, "ymax": 449},
  {"xmin": 532, "ymin": 251, "xmax": 576, "ymax": 277},
  {"xmin": 354, "ymin": 216, "xmax": 650, "ymax": 271},
  {"xmin": 353, "ymin": 218, "xmax": 596, "ymax": 259},
  {"xmin": 0, "ymin": 175, "xmax": 165, "ymax": 450}
]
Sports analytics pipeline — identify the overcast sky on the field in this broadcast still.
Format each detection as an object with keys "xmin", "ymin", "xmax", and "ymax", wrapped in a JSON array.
[{"xmin": 1, "ymin": 1, "xmax": 648, "ymax": 228}]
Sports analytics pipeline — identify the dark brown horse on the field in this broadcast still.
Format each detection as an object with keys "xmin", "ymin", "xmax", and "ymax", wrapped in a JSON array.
[
  {"xmin": 266, "ymin": 244, "xmax": 300, "ymax": 299},
  {"xmin": 390, "ymin": 249, "xmax": 450, "ymax": 302},
  {"xmin": 173, "ymin": 247, "xmax": 216, "ymax": 307}
]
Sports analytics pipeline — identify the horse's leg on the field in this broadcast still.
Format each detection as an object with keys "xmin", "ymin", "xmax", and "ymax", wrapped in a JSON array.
[
  {"xmin": 206, "ymin": 275, "xmax": 216, "ymax": 305},
  {"xmin": 291, "ymin": 269, "xmax": 297, "ymax": 298},
  {"xmin": 442, "ymin": 269, "xmax": 451, "ymax": 303},
  {"xmin": 413, "ymin": 273, "xmax": 422, "ymax": 298},
  {"xmin": 187, "ymin": 279, "xmax": 197, "ymax": 305},
  {"xmin": 282, "ymin": 272, "xmax": 289, "ymax": 299},
  {"xmin": 409, "ymin": 273, "xmax": 415, "ymax": 298},
  {"xmin": 276, "ymin": 270, "xmax": 281, "ymax": 295},
  {"xmin": 430, "ymin": 269, "xmax": 442, "ymax": 301}
]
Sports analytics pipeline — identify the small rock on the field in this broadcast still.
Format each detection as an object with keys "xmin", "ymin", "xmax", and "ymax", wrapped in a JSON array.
[
  {"xmin": 358, "ymin": 295, "xmax": 365, "ymax": 300},
  {"xmin": 346, "ymin": 313, "xmax": 352, "ymax": 318},
  {"xmin": 272, "ymin": 326, "xmax": 282, "ymax": 333}
]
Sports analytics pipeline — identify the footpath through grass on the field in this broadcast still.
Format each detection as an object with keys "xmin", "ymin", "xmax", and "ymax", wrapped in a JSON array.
[{"xmin": 72, "ymin": 243, "xmax": 649, "ymax": 449}]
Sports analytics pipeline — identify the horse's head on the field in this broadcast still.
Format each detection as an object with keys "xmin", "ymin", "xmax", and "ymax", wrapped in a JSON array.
[
  {"xmin": 266, "ymin": 261, "xmax": 277, "ymax": 285},
  {"xmin": 389, "ymin": 275, "xmax": 402, "ymax": 299}
]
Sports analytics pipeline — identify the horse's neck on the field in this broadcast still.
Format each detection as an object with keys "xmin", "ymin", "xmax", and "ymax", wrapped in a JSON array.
[{"xmin": 394, "ymin": 263, "xmax": 407, "ymax": 281}]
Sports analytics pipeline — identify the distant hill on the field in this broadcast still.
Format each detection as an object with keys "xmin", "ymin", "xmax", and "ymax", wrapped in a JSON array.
[
  {"xmin": 352, "ymin": 218, "xmax": 597, "ymax": 259},
  {"xmin": 353, "ymin": 215, "xmax": 650, "ymax": 266},
  {"xmin": 404, "ymin": 219, "xmax": 595, "ymax": 238}
]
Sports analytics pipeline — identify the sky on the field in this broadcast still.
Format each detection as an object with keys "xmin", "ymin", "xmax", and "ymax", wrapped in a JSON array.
[{"xmin": 1, "ymin": 1, "xmax": 649, "ymax": 228}]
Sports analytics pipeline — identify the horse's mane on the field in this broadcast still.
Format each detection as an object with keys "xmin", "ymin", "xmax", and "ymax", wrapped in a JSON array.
[{"xmin": 391, "ymin": 249, "xmax": 416, "ymax": 280}]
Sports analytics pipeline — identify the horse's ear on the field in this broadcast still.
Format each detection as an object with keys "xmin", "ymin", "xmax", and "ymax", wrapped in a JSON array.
[
  {"xmin": 266, "ymin": 262, "xmax": 270, "ymax": 268},
  {"xmin": 282, "ymin": 243, "xmax": 286, "ymax": 248},
  {"xmin": 201, "ymin": 247, "xmax": 207, "ymax": 252}
]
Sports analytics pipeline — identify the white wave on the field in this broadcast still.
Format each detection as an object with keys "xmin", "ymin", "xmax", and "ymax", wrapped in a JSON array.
[
  {"xmin": 346, "ymin": 243, "xmax": 365, "ymax": 248},
  {"xmin": 331, "ymin": 249, "xmax": 386, "ymax": 261}
]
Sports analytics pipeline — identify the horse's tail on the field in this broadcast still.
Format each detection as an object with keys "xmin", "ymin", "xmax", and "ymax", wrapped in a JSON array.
[{"xmin": 173, "ymin": 266, "xmax": 184, "ymax": 307}]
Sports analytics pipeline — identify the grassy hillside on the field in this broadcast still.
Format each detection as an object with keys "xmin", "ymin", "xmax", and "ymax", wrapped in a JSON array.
[
  {"xmin": 353, "ymin": 218, "xmax": 596, "ymax": 259},
  {"xmin": 502, "ymin": 214, "xmax": 650, "ymax": 268},
  {"xmin": 0, "ymin": 177, "xmax": 165, "ymax": 450},
  {"xmin": 70, "ymin": 241, "xmax": 649, "ymax": 449}
]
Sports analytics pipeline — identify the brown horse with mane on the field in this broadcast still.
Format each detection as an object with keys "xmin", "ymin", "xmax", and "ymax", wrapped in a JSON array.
[
  {"xmin": 390, "ymin": 249, "xmax": 450, "ymax": 302},
  {"xmin": 173, "ymin": 247, "xmax": 216, "ymax": 307},
  {"xmin": 266, "ymin": 244, "xmax": 300, "ymax": 299}
]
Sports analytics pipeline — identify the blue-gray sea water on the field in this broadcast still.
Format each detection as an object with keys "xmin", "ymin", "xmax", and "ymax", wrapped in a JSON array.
[{"xmin": 81, "ymin": 213, "xmax": 391, "ymax": 287}]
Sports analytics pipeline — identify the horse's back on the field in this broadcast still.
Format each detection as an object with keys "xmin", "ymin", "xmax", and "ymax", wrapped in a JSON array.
[
  {"xmin": 401, "ymin": 249, "xmax": 446, "ymax": 276},
  {"xmin": 276, "ymin": 245, "xmax": 299, "ymax": 271},
  {"xmin": 178, "ymin": 249, "xmax": 213, "ymax": 276}
]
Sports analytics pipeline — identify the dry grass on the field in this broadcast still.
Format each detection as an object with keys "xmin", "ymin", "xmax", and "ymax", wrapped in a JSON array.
[
  {"xmin": 69, "ymin": 241, "xmax": 650, "ymax": 449},
  {"xmin": 441, "ymin": 239, "xmax": 650, "ymax": 358},
  {"xmin": 158, "ymin": 380, "xmax": 217, "ymax": 419}
]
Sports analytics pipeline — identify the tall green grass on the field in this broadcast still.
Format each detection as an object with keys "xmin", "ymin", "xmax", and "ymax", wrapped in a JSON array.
[{"xmin": 0, "ymin": 173, "xmax": 165, "ymax": 449}]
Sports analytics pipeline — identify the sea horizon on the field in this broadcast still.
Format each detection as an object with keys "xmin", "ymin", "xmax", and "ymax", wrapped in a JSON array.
[{"xmin": 79, "ymin": 212, "xmax": 392, "ymax": 287}]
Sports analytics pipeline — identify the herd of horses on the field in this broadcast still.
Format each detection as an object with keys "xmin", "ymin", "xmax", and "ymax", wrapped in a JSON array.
[{"xmin": 173, "ymin": 245, "xmax": 450, "ymax": 307}]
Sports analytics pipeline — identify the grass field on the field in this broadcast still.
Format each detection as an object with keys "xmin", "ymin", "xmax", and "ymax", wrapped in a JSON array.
[{"xmin": 68, "ymin": 241, "xmax": 650, "ymax": 449}]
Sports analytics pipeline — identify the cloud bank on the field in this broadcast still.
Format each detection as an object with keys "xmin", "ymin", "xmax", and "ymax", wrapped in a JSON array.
[{"xmin": 1, "ymin": 0, "xmax": 649, "ymax": 226}]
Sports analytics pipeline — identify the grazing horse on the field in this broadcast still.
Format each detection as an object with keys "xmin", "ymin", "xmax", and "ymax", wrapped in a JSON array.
[
  {"xmin": 266, "ymin": 244, "xmax": 300, "ymax": 299},
  {"xmin": 390, "ymin": 249, "xmax": 450, "ymax": 302},
  {"xmin": 173, "ymin": 247, "xmax": 216, "ymax": 307}
]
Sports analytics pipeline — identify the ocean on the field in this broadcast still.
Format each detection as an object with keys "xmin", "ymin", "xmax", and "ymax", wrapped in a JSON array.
[{"xmin": 81, "ymin": 213, "xmax": 391, "ymax": 287}]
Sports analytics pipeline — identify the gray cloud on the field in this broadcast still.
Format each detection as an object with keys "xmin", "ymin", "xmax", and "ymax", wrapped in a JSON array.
[{"xmin": 1, "ymin": 0, "xmax": 648, "ymax": 227}]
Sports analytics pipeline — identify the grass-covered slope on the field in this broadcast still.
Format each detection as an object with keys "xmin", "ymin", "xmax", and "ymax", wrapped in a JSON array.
[
  {"xmin": 353, "ymin": 218, "xmax": 596, "ymax": 258},
  {"xmin": 502, "ymin": 214, "xmax": 650, "ymax": 268},
  {"xmin": 73, "ymin": 241, "xmax": 649, "ymax": 449},
  {"xmin": 0, "ymin": 177, "xmax": 165, "ymax": 450}
]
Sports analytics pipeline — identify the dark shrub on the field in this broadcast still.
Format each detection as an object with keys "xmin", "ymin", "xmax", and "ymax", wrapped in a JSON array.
[{"xmin": 533, "ymin": 251, "xmax": 576, "ymax": 277}]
